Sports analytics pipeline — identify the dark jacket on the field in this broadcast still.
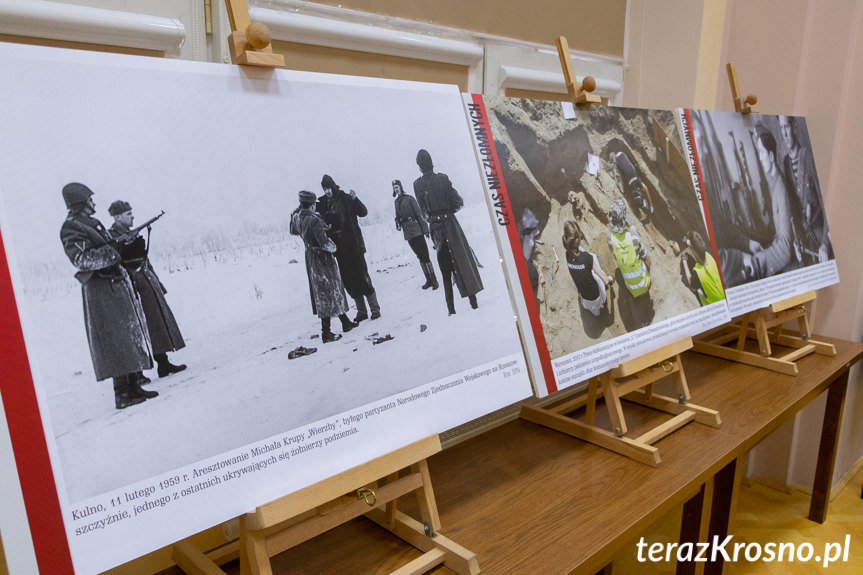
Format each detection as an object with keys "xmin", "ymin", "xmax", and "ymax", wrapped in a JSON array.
[
  {"xmin": 60, "ymin": 213, "xmax": 152, "ymax": 380},
  {"xmin": 291, "ymin": 207, "xmax": 349, "ymax": 318},
  {"xmin": 110, "ymin": 222, "xmax": 185, "ymax": 355},
  {"xmin": 316, "ymin": 187, "xmax": 368, "ymax": 255},
  {"xmin": 316, "ymin": 187, "xmax": 374, "ymax": 298},
  {"xmin": 413, "ymin": 171, "xmax": 483, "ymax": 297}
]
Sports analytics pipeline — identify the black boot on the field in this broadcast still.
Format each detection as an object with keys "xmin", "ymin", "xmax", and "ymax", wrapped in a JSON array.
[
  {"xmin": 130, "ymin": 377, "xmax": 159, "ymax": 399},
  {"xmin": 353, "ymin": 296, "xmax": 369, "ymax": 323},
  {"xmin": 322, "ymin": 317, "xmax": 342, "ymax": 343},
  {"xmin": 155, "ymin": 353, "xmax": 186, "ymax": 378},
  {"xmin": 444, "ymin": 280, "xmax": 456, "ymax": 316},
  {"xmin": 421, "ymin": 262, "xmax": 439, "ymax": 290},
  {"xmin": 114, "ymin": 376, "xmax": 146, "ymax": 409},
  {"xmin": 469, "ymin": 294, "xmax": 478, "ymax": 309},
  {"xmin": 132, "ymin": 371, "xmax": 151, "ymax": 385},
  {"xmin": 368, "ymin": 292, "xmax": 381, "ymax": 320},
  {"xmin": 339, "ymin": 314, "xmax": 358, "ymax": 333}
]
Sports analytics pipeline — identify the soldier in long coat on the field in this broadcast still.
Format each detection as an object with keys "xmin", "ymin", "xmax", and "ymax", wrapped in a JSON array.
[
  {"xmin": 59, "ymin": 183, "xmax": 157, "ymax": 409},
  {"xmin": 291, "ymin": 190, "xmax": 358, "ymax": 342},
  {"xmin": 412, "ymin": 149, "xmax": 483, "ymax": 315},
  {"xmin": 393, "ymin": 179, "xmax": 438, "ymax": 290},
  {"xmin": 317, "ymin": 175, "xmax": 381, "ymax": 323},
  {"xmin": 109, "ymin": 200, "xmax": 186, "ymax": 378}
]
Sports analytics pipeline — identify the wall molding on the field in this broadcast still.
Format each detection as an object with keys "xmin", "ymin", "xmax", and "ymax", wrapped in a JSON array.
[{"xmin": 0, "ymin": 0, "xmax": 185, "ymax": 54}]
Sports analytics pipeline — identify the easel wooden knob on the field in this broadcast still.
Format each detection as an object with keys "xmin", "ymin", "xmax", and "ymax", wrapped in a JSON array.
[
  {"xmin": 521, "ymin": 338, "xmax": 721, "ymax": 466},
  {"xmin": 556, "ymin": 36, "xmax": 603, "ymax": 105},
  {"xmin": 225, "ymin": 0, "xmax": 285, "ymax": 67},
  {"xmin": 727, "ymin": 62, "xmax": 757, "ymax": 114}
]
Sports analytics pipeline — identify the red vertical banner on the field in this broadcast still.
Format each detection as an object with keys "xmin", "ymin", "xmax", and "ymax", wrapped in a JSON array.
[
  {"xmin": 0, "ymin": 229, "xmax": 74, "ymax": 574},
  {"xmin": 468, "ymin": 94, "xmax": 558, "ymax": 395},
  {"xmin": 680, "ymin": 108, "xmax": 725, "ymax": 288}
]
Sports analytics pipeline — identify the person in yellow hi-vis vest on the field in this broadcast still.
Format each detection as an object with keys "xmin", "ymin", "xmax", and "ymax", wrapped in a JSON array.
[
  {"xmin": 680, "ymin": 230, "xmax": 725, "ymax": 306},
  {"xmin": 606, "ymin": 198, "xmax": 651, "ymax": 298}
]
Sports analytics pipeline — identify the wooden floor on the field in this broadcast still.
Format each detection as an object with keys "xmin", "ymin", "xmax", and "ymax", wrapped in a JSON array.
[{"xmin": 612, "ymin": 465, "xmax": 863, "ymax": 574}]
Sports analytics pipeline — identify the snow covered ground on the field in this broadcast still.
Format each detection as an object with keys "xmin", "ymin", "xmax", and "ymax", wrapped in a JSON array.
[{"xmin": 18, "ymin": 207, "xmax": 517, "ymax": 503}]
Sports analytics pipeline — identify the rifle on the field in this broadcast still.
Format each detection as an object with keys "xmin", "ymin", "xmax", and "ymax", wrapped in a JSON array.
[{"xmin": 111, "ymin": 210, "xmax": 165, "ymax": 244}]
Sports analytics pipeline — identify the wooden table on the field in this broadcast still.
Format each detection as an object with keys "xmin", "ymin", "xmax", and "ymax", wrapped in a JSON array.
[{"xmin": 163, "ymin": 336, "xmax": 863, "ymax": 575}]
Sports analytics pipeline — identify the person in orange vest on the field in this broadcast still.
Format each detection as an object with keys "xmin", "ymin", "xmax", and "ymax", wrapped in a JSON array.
[
  {"xmin": 606, "ymin": 198, "xmax": 651, "ymax": 299},
  {"xmin": 680, "ymin": 231, "xmax": 725, "ymax": 306}
]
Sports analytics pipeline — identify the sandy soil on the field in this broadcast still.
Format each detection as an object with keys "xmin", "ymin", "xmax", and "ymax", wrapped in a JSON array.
[{"xmin": 484, "ymin": 98, "xmax": 709, "ymax": 360}]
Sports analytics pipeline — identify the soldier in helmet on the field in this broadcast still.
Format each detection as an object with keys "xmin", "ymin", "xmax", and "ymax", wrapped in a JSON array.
[
  {"xmin": 59, "ymin": 183, "xmax": 157, "ymax": 409},
  {"xmin": 606, "ymin": 197, "xmax": 651, "ymax": 299},
  {"xmin": 109, "ymin": 200, "xmax": 187, "ymax": 378}
]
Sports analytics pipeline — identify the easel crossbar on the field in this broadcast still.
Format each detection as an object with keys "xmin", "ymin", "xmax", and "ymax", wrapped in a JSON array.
[
  {"xmin": 248, "ymin": 435, "xmax": 440, "ymax": 530},
  {"xmin": 264, "ymin": 473, "xmax": 424, "ymax": 555}
]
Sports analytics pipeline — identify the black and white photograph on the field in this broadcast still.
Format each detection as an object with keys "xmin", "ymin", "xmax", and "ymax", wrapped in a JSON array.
[
  {"xmin": 0, "ymin": 43, "xmax": 531, "ymax": 574},
  {"xmin": 466, "ymin": 95, "xmax": 729, "ymax": 396},
  {"xmin": 682, "ymin": 109, "xmax": 839, "ymax": 315}
]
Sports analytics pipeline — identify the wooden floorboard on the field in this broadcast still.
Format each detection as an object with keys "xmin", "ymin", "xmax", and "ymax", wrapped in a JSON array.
[{"xmin": 611, "ymin": 465, "xmax": 863, "ymax": 573}]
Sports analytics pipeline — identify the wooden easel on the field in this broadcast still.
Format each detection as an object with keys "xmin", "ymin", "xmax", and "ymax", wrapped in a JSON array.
[
  {"xmin": 693, "ymin": 66, "xmax": 836, "ymax": 375},
  {"xmin": 556, "ymin": 36, "xmax": 605, "ymax": 105},
  {"xmin": 522, "ymin": 338, "xmax": 720, "ymax": 466},
  {"xmin": 172, "ymin": 436, "xmax": 478, "ymax": 575},
  {"xmin": 693, "ymin": 290, "xmax": 836, "ymax": 375},
  {"xmin": 225, "ymin": 0, "xmax": 285, "ymax": 67},
  {"xmin": 520, "ymin": 43, "xmax": 720, "ymax": 465},
  {"xmin": 726, "ymin": 62, "xmax": 757, "ymax": 114}
]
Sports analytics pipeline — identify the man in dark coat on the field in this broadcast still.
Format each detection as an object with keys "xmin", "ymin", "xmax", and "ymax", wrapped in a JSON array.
[
  {"xmin": 109, "ymin": 200, "xmax": 187, "ymax": 378},
  {"xmin": 291, "ymin": 190, "xmax": 358, "ymax": 342},
  {"xmin": 393, "ymin": 179, "xmax": 438, "ymax": 290},
  {"xmin": 59, "ymin": 183, "xmax": 157, "ymax": 409},
  {"xmin": 317, "ymin": 174, "xmax": 381, "ymax": 323},
  {"xmin": 412, "ymin": 149, "xmax": 483, "ymax": 315}
]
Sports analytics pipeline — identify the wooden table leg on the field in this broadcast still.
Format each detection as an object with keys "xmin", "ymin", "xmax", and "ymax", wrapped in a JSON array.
[
  {"xmin": 808, "ymin": 370, "xmax": 849, "ymax": 523},
  {"xmin": 677, "ymin": 482, "xmax": 712, "ymax": 575},
  {"xmin": 595, "ymin": 563, "xmax": 612, "ymax": 575},
  {"xmin": 703, "ymin": 458, "xmax": 741, "ymax": 575}
]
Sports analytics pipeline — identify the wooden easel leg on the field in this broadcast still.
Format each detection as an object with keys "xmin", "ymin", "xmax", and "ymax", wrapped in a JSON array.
[
  {"xmin": 586, "ymin": 377, "xmax": 599, "ymax": 425},
  {"xmin": 385, "ymin": 471, "xmax": 400, "ymax": 529},
  {"xmin": 703, "ymin": 458, "xmax": 742, "ymax": 575},
  {"xmin": 173, "ymin": 540, "xmax": 228, "ymax": 575},
  {"xmin": 412, "ymin": 460, "xmax": 442, "ymax": 533},
  {"xmin": 601, "ymin": 372, "xmax": 627, "ymax": 436},
  {"xmin": 239, "ymin": 515, "xmax": 272, "ymax": 575},
  {"xmin": 736, "ymin": 314, "xmax": 751, "ymax": 350},
  {"xmin": 673, "ymin": 355, "xmax": 691, "ymax": 401},
  {"xmin": 809, "ymin": 371, "xmax": 849, "ymax": 523},
  {"xmin": 755, "ymin": 312, "xmax": 771, "ymax": 357}
]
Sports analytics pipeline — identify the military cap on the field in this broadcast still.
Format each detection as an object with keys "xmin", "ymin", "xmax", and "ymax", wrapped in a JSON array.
[{"xmin": 108, "ymin": 200, "xmax": 132, "ymax": 216}]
